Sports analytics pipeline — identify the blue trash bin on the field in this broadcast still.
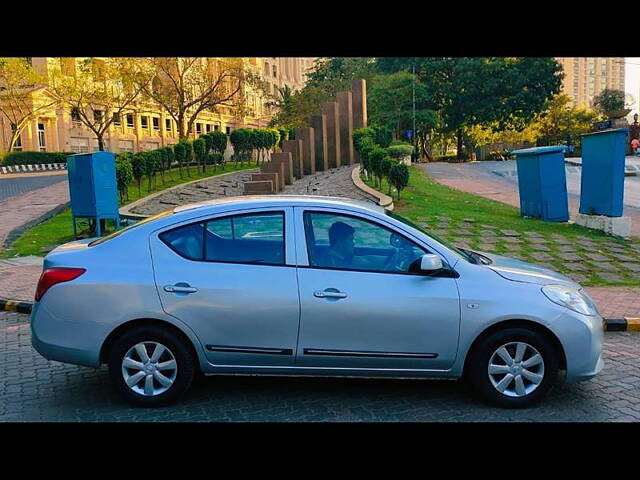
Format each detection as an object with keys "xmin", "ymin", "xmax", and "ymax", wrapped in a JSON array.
[
  {"xmin": 510, "ymin": 146, "xmax": 569, "ymax": 222},
  {"xmin": 579, "ymin": 128, "xmax": 628, "ymax": 217}
]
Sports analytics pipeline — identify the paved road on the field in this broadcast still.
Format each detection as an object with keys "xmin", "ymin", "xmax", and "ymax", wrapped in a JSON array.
[
  {"xmin": 0, "ymin": 174, "xmax": 67, "ymax": 203},
  {"xmin": 2, "ymin": 311, "xmax": 639, "ymax": 422}
]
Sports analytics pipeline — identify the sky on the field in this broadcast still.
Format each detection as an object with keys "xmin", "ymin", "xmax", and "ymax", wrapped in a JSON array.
[{"xmin": 625, "ymin": 57, "xmax": 640, "ymax": 114}]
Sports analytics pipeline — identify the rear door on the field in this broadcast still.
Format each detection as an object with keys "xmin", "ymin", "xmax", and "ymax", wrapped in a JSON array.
[{"xmin": 150, "ymin": 207, "xmax": 300, "ymax": 367}]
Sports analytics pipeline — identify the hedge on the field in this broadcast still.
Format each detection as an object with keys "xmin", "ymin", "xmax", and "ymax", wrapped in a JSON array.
[{"xmin": 1, "ymin": 151, "xmax": 72, "ymax": 166}]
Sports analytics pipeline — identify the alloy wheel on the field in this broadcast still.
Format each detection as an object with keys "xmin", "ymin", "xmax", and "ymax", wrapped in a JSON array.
[
  {"xmin": 121, "ymin": 341, "xmax": 178, "ymax": 397},
  {"xmin": 487, "ymin": 341, "xmax": 545, "ymax": 398}
]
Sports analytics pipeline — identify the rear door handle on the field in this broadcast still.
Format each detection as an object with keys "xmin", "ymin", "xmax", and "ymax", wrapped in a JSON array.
[
  {"xmin": 314, "ymin": 289, "xmax": 348, "ymax": 299},
  {"xmin": 164, "ymin": 284, "xmax": 198, "ymax": 294}
]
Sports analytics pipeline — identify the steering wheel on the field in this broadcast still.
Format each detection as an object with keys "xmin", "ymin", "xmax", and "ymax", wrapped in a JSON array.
[{"xmin": 384, "ymin": 233, "xmax": 411, "ymax": 271}]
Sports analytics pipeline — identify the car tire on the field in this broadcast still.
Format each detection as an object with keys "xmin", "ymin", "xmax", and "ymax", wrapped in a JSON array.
[
  {"xmin": 468, "ymin": 327, "xmax": 559, "ymax": 408},
  {"xmin": 108, "ymin": 325, "xmax": 196, "ymax": 407}
]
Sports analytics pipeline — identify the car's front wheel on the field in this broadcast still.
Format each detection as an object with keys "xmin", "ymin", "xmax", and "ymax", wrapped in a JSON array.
[
  {"xmin": 108, "ymin": 325, "xmax": 196, "ymax": 407},
  {"xmin": 468, "ymin": 327, "xmax": 559, "ymax": 408}
]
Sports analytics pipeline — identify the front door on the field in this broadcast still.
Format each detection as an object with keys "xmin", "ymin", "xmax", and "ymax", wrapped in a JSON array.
[
  {"xmin": 150, "ymin": 208, "xmax": 300, "ymax": 367},
  {"xmin": 295, "ymin": 209, "xmax": 461, "ymax": 371}
]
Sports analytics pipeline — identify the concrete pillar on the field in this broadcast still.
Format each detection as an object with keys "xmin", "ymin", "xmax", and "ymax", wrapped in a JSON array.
[
  {"xmin": 282, "ymin": 139, "xmax": 304, "ymax": 179},
  {"xmin": 271, "ymin": 152, "xmax": 294, "ymax": 185},
  {"xmin": 309, "ymin": 115, "xmax": 328, "ymax": 172},
  {"xmin": 296, "ymin": 127, "xmax": 315, "ymax": 175},
  {"xmin": 243, "ymin": 181, "xmax": 274, "ymax": 195},
  {"xmin": 322, "ymin": 101, "xmax": 341, "ymax": 169},
  {"xmin": 351, "ymin": 79, "xmax": 368, "ymax": 130},
  {"xmin": 337, "ymin": 91, "xmax": 355, "ymax": 166},
  {"xmin": 251, "ymin": 173, "xmax": 280, "ymax": 192},
  {"xmin": 260, "ymin": 160, "xmax": 285, "ymax": 190}
]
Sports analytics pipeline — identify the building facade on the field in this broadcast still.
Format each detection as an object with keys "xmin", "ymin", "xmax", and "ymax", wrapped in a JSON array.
[
  {"xmin": 0, "ymin": 57, "xmax": 315, "ymax": 155},
  {"xmin": 556, "ymin": 57, "xmax": 626, "ymax": 108}
]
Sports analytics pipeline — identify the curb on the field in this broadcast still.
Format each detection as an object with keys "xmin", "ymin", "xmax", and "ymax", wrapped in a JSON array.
[
  {"xmin": 3, "ymin": 201, "xmax": 71, "ymax": 249},
  {"xmin": 1, "ymin": 294, "xmax": 638, "ymax": 333},
  {"xmin": 0, "ymin": 298, "xmax": 33, "ymax": 314},
  {"xmin": 351, "ymin": 165, "xmax": 394, "ymax": 211}
]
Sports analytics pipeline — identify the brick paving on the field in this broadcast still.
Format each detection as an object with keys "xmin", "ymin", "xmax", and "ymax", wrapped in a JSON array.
[
  {"xmin": 0, "ymin": 172, "xmax": 67, "ymax": 202},
  {"xmin": 1, "ymin": 310, "xmax": 639, "ymax": 422}
]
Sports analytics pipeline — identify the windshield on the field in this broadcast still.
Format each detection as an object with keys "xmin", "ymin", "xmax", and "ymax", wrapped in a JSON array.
[
  {"xmin": 88, "ymin": 209, "xmax": 174, "ymax": 246},
  {"xmin": 385, "ymin": 210, "xmax": 477, "ymax": 264}
]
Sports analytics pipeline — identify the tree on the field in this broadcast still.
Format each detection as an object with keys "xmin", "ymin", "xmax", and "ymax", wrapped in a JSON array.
[
  {"xmin": 377, "ymin": 57, "xmax": 563, "ymax": 159},
  {"xmin": 115, "ymin": 153, "xmax": 134, "ymax": 203},
  {"xmin": 230, "ymin": 128, "xmax": 253, "ymax": 166},
  {"xmin": 173, "ymin": 141, "xmax": 186, "ymax": 178},
  {"xmin": 138, "ymin": 58, "xmax": 261, "ymax": 141},
  {"xmin": 0, "ymin": 58, "xmax": 58, "ymax": 152},
  {"xmin": 131, "ymin": 153, "xmax": 145, "ymax": 196},
  {"xmin": 592, "ymin": 88, "xmax": 632, "ymax": 115},
  {"xmin": 388, "ymin": 162, "xmax": 410, "ymax": 200},
  {"xmin": 193, "ymin": 137, "xmax": 207, "ymax": 173},
  {"xmin": 48, "ymin": 57, "xmax": 150, "ymax": 151},
  {"xmin": 165, "ymin": 146, "xmax": 175, "ymax": 180},
  {"xmin": 209, "ymin": 130, "xmax": 227, "ymax": 169}
]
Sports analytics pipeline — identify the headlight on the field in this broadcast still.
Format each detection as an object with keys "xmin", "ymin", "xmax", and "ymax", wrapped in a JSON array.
[{"xmin": 542, "ymin": 285, "xmax": 598, "ymax": 316}]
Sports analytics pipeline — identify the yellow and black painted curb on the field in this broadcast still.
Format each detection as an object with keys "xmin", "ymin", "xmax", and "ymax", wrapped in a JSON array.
[
  {"xmin": 0, "ymin": 298, "xmax": 33, "ymax": 315},
  {"xmin": 1, "ymin": 297, "xmax": 639, "ymax": 332},
  {"xmin": 605, "ymin": 318, "xmax": 640, "ymax": 332}
]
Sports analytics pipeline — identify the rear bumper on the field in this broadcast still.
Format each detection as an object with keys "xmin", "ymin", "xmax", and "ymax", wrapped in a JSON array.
[{"xmin": 30, "ymin": 302, "xmax": 102, "ymax": 368}]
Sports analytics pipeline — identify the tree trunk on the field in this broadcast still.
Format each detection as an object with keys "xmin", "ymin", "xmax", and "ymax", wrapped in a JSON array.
[{"xmin": 456, "ymin": 129, "xmax": 463, "ymax": 160}]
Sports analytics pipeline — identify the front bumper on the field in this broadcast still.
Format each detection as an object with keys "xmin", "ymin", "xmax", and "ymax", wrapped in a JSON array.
[{"xmin": 559, "ymin": 310, "xmax": 605, "ymax": 383}]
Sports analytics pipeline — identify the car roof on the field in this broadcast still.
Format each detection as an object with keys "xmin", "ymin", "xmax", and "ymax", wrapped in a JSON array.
[{"xmin": 172, "ymin": 195, "xmax": 385, "ymax": 215}]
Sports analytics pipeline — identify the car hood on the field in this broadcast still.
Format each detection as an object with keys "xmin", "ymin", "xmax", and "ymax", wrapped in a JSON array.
[{"xmin": 474, "ymin": 250, "xmax": 581, "ymax": 288}]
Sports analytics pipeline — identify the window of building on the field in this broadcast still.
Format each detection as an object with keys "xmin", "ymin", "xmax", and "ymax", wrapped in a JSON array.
[
  {"xmin": 196, "ymin": 123, "xmax": 203, "ymax": 134},
  {"xmin": 273, "ymin": 65, "xmax": 277, "ymax": 77},
  {"xmin": 71, "ymin": 107, "xmax": 81, "ymax": 123},
  {"xmin": 225, "ymin": 126, "xmax": 231, "ymax": 135},
  {"xmin": 11, "ymin": 124, "xmax": 22, "ymax": 151},
  {"xmin": 113, "ymin": 113, "xmax": 121, "ymax": 125},
  {"xmin": 37, "ymin": 123, "xmax": 46, "ymax": 151},
  {"xmin": 152, "ymin": 117, "xmax": 160, "ymax": 130},
  {"xmin": 93, "ymin": 110, "xmax": 103, "ymax": 123},
  {"xmin": 206, "ymin": 124, "xmax": 211, "ymax": 133},
  {"xmin": 165, "ymin": 118, "xmax": 172, "ymax": 131},
  {"xmin": 126, "ymin": 114, "xmax": 134, "ymax": 128},
  {"xmin": 141, "ymin": 116, "xmax": 149, "ymax": 129},
  {"xmin": 214, "ymin": 125, "xmax": 220, "ymax": 131}
]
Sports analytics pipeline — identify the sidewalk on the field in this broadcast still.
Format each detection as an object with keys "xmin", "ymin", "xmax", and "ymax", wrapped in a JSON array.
[{"xmin": 0, "ymin": 179, "xmax": 69, "ymax": 248}]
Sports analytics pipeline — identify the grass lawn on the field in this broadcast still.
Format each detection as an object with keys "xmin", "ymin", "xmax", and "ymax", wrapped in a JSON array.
[
  {"xmin": 365, "ymin": 166, "xmax": 640, "ymax": 287},
  {"xmin": 0, "ymin": 161, "xmax": 258, "ymax": 258}
]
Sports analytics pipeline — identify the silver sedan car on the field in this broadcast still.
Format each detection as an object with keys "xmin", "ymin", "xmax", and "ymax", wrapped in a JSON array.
[{"xmin": 31, "ymin": 196, "xmax": 604, "ymax": 408}]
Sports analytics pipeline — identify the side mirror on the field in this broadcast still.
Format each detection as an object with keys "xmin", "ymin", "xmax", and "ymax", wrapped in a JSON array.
[{"xmin": 420, "ymin": 254, "xmax": 443, "ymax": 272}]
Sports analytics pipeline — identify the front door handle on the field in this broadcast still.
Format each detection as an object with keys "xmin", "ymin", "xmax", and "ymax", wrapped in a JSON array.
[
  {"xmin": 314, "ymin": 289, "xmax": 348, "ymax": 299},
  {"xmin": 164, "ymin": 284, "xmax": 198, "ymax": 294}
]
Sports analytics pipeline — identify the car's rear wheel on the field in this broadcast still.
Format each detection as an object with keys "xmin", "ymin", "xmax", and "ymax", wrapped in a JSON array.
[
  {"xmin": 108, "ymin": 325, "xmax": 195, "ymax": 407},
  {"xmin": 468, "ymin": 327, "xmax": 559, "ymax": 408}
]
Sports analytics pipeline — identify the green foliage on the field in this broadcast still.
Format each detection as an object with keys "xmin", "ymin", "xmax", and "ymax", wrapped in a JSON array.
[
  {"xmin": 230, "ymin": 128, "xmax": 255, "ymax": 164},
  {"xmin": 202, "ymin": 132, "xmax": 215, "ymax": 154},
  {"xmin": 130, "ymin": 153, "xmax": 145, "ymax": 195},
  {"xmin": 352, "ymin": 127, "xmax": 376, "ymax": 154},
  {"xmin": 210, "ymin": 130, "xmax": 227, "ymax": 155},
  {"xmin": 368, "ymin": 146, "xmax": 388, "ymax": 187},
  {"xmin": 193, "ymin": 137, "xmax": 207, "ymax": 172},
  {"xmin": 373, "ymin": 126, "xmax": 393, "ymax": 148},
  {"xmin": 592, "ymin": 89, "xmax": 627, "ymax": 115},
  {"xmin": 277, "ymin": 126, "xmax": 289, "ymax": 148},
  {"xmin": 1, "ymin": 151, "xmax": 71, "ymax": 166},
  {"xmin": 388, "ymin": 162, "xmax": 410, "ymax": 199},
  {"xmin": 114, "ymin": 153, "xmax": 134, "ymax": 202},
  {"xmin": 387, "ymin": 143, "xmax": 414, "ymax": 159}
]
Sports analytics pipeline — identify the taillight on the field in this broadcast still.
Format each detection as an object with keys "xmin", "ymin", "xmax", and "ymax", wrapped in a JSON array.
[{"xmin": 35, "ymin": 267, "xmax": 86, "ymax": 302}]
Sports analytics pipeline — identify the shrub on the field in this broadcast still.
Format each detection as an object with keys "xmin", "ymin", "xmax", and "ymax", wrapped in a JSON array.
[
  {"xmin": 373, "ymin": 126, "xmax": 393, "ymax": 148},
  {"xmin": 193, "ymin": 137, "xmax": 207, "ymax": 172},
  {"xmin": 388, "ymin": 162, "xmax": 410, "ymax": 199},
  {"xmin": 387, "ymin": 143, "xmax": 414, "ymax": 159},
  {"xmin": 230, "ymin": 128, "xmax": 254, "ymax": 165},
  {"xmin": 592, "ymin": 89, "xmax": 626, "ymax": 114},
  {"xmin": 130, "ymin": 153, "xmax": 145, "ymax": 196},
  {"xmin": 1, "ymin": 151, "xmax": 71, "ymax": 166},
  {"xmin": 173, "ymin": 141, "xmax": 186, "ymax": 178},
  {"xmin": 210, "ymin": 130, "xmax": 227, "ymax": 157},
  {"xmin": 278, "ymin": 127, "xmax": 289, "ymax": 149},
  {"xmin": 353, "ymin": 127, "xmax": 376, "ymax": 154},
  {"xmin": 114, "ymin": 153, "xmax": 133, "ymax": 203},
  {"xmin": 368, "ymin": 146, "xmax": 388, "ymax": 188}
]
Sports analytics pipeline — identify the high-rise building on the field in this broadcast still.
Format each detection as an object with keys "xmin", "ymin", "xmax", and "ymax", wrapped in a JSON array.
[
  {"xmin": 0, "ymin": 57, "xmax": 315, "ymax": 154},
  {"xmin": 556, "ymin": 57, "xmax": 626, "ymax": 108}
]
